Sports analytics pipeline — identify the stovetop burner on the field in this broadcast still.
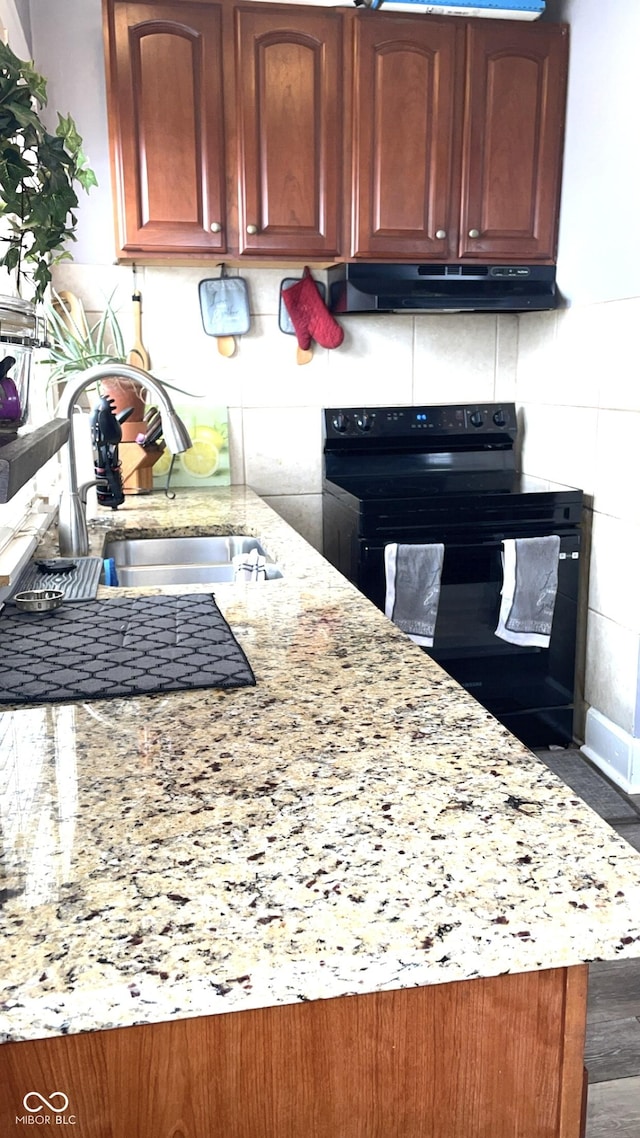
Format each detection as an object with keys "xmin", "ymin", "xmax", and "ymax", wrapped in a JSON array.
[
  {"xmin": 323, "ymin": 402, "xmax": 581, "ymax": 522},
  {"xmin": 324, "ymin": 470, "xmax": 578, "ymax": 501}
]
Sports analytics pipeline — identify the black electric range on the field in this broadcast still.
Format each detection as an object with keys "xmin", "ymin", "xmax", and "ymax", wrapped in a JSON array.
[{"xmin": 322, "ymin": 402, "xmax": 583, "ymax": 748}]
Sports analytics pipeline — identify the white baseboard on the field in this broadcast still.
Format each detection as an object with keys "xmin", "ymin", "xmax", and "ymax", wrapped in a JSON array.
[{"xmin": 581, "ymin": 708, "xmax": 640, "ymax": 795}]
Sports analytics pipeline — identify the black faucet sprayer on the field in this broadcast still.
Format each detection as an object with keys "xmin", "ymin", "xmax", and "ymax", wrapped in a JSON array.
[{"xmin": 89, "ymin": 396, "xmax": 132, "ymax": 509}]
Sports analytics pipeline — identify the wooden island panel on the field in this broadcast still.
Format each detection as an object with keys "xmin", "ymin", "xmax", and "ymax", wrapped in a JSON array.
[{"xmin": 1, "ymin": 965, "xmax": 587, "ymax": 1138}]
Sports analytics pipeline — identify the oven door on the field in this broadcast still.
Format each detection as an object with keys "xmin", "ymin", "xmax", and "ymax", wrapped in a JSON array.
[{"xmin": 359, "ymin": 531, "xmax": 581, "ymax": 745}]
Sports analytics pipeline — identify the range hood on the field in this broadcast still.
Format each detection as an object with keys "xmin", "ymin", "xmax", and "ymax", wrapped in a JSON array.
[{"xmin": 327, "ymin": 263, "xmax": 557, "ymax": 314}]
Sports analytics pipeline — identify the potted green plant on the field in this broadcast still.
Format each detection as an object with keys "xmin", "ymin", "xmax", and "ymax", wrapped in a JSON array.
[
  {"xmin": 44, "ymin": 290, "xmax": 196, "ymax": 424},
  {"xmin": 0, "ymin": 42, "xmax": 97, "ymax": 303},
  {"xmin": 43, "ymin": 290, "xmax": 147, "ymax": 421}
]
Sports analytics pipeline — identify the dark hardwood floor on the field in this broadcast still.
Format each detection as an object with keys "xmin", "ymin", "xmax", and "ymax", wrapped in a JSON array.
[{"xmin": 535, "ymin": 749, "xmax": 640, "ymax": 1136}]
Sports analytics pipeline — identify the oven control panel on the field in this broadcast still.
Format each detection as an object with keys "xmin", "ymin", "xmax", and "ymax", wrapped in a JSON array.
[{"xmin": 324, "ymin": 403, "xmax": 517, "ymax": 439}]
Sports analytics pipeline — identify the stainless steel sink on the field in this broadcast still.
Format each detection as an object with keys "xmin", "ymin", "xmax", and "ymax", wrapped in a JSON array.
[{"xmin": 103, "ymin": 535, "xmax": 283, "ymax": 587}]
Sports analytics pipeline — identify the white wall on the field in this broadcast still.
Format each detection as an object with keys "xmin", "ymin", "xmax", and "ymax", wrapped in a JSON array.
[
  {"xmin": 0, "ymin": 0, "xmax": 31, "ymax": 57},
  {"xmin": 28, "ymin": 0, "xmax": 115, "ymax": 265},
  {"xmin": 516, "ymin": 0, "xmax": 640, "ymax": 788},
  {"xmin": 553, "ymin": 0, "xmax": 640, "ymax": 305}
]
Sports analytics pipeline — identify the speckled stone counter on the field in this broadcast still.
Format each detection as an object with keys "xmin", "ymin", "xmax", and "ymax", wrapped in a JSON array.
[{"xmin": 1, "ymin": 486, "xmax": 640, "ymax": 1045}]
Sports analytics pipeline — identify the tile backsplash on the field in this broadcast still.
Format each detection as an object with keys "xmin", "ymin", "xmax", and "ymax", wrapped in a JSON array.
[
  {"xmin": 51, "ymin": 263, "xmax": 518, "ymax": 550},
  {"xmin": 516, "ymin": 297, "xmax": 640, "ymax": 748}
]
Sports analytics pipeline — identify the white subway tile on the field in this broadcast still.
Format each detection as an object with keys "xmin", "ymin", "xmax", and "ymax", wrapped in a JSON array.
[
  {"xmin": 588, "ymin": 512, "xmax": 640, "ymax": 634},
  {"xmin": 518, "ymin": 403, "xmax": 597, "ymax": 494},
  {"xmin": 237, "ymin": 315, "xmax": 329, "ymax": 408},
  {"xmin": 552, "ymin": 305, "xmax": 605, "ymax": 407},
  {"xmin": 51, "ymin": 262, "xmax": 131, "ymax": 314},
  {"xmin": 324, "ymin": 314, "xmax": 413, "ymax": 407},
  {"xmin": 227, "ymin": 406, "xmax": 245, "ymax": 485},
  {"xmin": 584, "ymin": 610, "xmax": 639, "ymax": 736},
  {"xmin": 593, "ymin": 409, "xmax": 640, "ymax": 524},
  {"xmin": 595, "ymin": 297, "xmax": 640, "ymax": 411},
  {"xmin": 242, "ymin": 267, "xmax": 306, "ymax": 316},
  {"xmin": 413, "ymin": 314, "xmax": 497, "ymax": 404},
  {"xmin": 243, "ymin": 406, "xmax": 322, "ymax": 496},
  {"xmin": 515, "ymin": 309, "xmax": 558, "ymax": 403},
  {"xmin": 494, "ymin": 316, "xmax": 518, "ymax": 402}
]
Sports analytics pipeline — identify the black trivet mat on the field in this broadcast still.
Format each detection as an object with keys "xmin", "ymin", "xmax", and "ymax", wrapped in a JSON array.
[
  {"xmin": 0, "ymin": 593, "xmax": 255, "ymax": 704},
  {"xmin": 13, "ymin": 557, "xmax": 103, "ymax": 602}
]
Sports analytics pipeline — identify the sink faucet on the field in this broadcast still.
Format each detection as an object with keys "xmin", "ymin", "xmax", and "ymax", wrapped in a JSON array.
[{"xmin": 56, "ymin": 363, "xmax": 192, "ymax": 557}]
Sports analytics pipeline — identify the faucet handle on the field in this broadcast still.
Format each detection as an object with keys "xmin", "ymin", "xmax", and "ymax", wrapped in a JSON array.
[{"xmin": 77, "ymin": 479, "xmax": 99, "ymax": 507}]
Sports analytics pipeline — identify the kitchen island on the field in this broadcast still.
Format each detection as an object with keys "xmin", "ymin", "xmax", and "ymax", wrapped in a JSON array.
[{"xmin": 1, "ymin": 487, "xmax": 640, "ymax": 1137}]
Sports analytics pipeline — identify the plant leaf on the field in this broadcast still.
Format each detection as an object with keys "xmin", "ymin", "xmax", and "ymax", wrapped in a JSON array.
[
  {"xmin": 0, "ymin": 44, "xmax": 97, "ymax": 302},
  {"xmin": 76, "ymin": 166, "xmax": 98, "ymax": 191}
]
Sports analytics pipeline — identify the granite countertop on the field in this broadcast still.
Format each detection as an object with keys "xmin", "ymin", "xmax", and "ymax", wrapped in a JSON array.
[{"xmin": 1, "ymin": 486, "xmax": 640, "ymax": 1045}]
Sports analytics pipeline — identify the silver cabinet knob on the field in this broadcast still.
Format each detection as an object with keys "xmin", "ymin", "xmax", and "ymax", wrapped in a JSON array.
[
  {"xmin": 468, "ymin": 228, "xmax": 480, "ymax": 238},
  {"xmin": 210, "ymin": 222, "xmax": 222, "ymax": 233},
  {"xmin": 435, "ymin": 229, "xmax": 447, "ymax": 239},
  {"xmin": 246, "ymin": 224, "xmax": 259, "ymax": 236}
]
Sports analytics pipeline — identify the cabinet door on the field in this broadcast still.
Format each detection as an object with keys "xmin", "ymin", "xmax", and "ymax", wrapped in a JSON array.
[
  {"xmin": 234, "ymin": 6, "xmax": 341, "ymax": 257},
  {"xmin": 460, "ymin": 22, "xmax": 568, "ymax": 261},
  {"xmin": 105, "ymin": 1, "xmax": 227, "ymax": 254},
  {"xmin": 351, "ymin": 15, "xmax": 459, "ymax": 260}
]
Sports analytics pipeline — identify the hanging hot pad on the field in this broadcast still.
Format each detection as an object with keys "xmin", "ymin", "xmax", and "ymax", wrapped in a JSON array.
[{"xmin": 199, "ymin": 266, "xmax": 251, "ymax": 358}]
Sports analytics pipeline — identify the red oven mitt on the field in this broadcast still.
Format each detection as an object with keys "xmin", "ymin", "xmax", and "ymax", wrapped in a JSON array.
[{"xmin": 282, "ymin": 267, "xmax": 344, "ymax": 351}]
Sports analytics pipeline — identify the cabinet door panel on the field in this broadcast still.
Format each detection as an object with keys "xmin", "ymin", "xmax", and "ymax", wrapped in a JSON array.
[
  {"xmin": 352, "ymin": 16, "xmax": 458, "ymax": 259},
  {"xmin": 236, "ymin": 7, "xmax": 341, "ymax": 256},
  {"xmin": 107, "ymin": 1, "xmax": 226, "ymax": 254},
  {"xmin": 460, "ymin": 23, "xmax": 568, "ymax": 261}
]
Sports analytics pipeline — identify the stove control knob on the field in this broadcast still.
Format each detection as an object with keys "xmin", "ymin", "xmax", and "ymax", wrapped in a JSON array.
[
  {"xmin": 355, "ymin": 412, "xmax": 374, "ymax": 432},
  {"xmin": 332, "ymin": 412, "xmax": 349, "ymax": 433},
  {"xmin": 469, "ymin": 410, "xmax": 484, "ymax": 428},
  {"xmin": 492, "ymin": 409, "xmax": 507, "ymax": 428}
]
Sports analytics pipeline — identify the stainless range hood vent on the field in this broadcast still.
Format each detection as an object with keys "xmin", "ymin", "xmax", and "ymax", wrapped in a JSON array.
[{"xmin": 327, "ymin": 263, "xmax": 557, "ymax": 314}]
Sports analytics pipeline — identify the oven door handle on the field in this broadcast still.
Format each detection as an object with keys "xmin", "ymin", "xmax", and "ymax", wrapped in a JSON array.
[{"xmin": 363, "ymin": 535, "xmax": 580, "ymax": 555}]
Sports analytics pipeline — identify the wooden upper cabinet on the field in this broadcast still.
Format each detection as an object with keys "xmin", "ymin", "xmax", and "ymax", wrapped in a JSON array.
[
  {"xmin": 103, "ymin": 2, "xmax": 567, "ymax": 263},
  {"xmin": 350, "ymin": 15, "xmax": 459, "ymax": 260},
  {"xmin": 234, "ymin": 6, "xmax": 342, "ymax": 257},
  {"xmin": 459, "ymin": 21, "xmax": 568, "ymax": 260},
  {"xmin": 104, "ymin": 1, "xmax": 227, "ymax": 254}
]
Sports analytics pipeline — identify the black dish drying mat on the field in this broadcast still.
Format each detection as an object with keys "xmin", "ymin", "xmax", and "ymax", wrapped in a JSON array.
[
  {"xmin": 13, "ymin": 557, "xmax": 103, "ymax": 602},
  {"xmin": 0, "ymin": 594, "xmax": 255, "ymax": 704}
]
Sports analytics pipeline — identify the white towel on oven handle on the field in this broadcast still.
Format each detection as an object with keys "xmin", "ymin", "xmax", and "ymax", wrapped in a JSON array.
[
  {"xmin": 384, "ymin": 542, "xmax": 445, "ymax": 647},
  {"xmin": 495, "ymin": 535, "xmax": 561, "ymax": 648}
]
